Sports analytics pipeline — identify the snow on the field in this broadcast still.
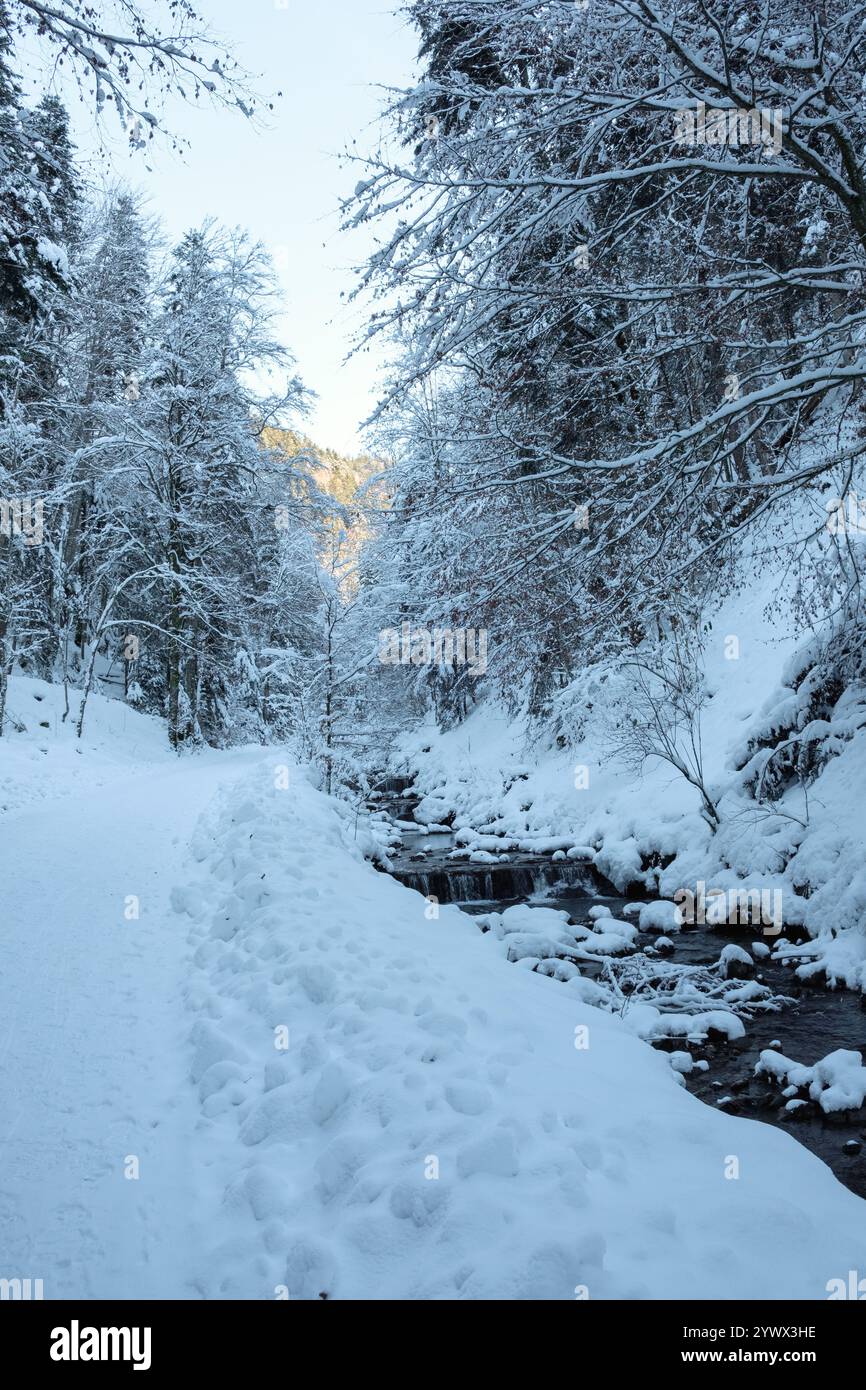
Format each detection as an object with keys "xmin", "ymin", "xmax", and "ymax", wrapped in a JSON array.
[
  {"xmin": 413, "ymin": 794, "xmax": 453, "ymax": 826},
  {"xmin": 3, "ymin": 676, "xmax": 866, "ymax": 1300},
  {"xmin": 718, "ymin": 944, "xmax": 754, "ymax": 978},
  {"xmin": 669, "ymin": 1051, "xmax": 696, "ymax": 1075},
  {"xmin": 177, "ymin": 762, "xmax": 866, "ymax": 1298},
  {"xmin": 639, "ymin": 900, "xmax": 684, "ymax": 934},
  {"xmin": 36, "ymin": 235, "xmax": 70, "ymax": 278},
  {"xmin": 8, "ymin": 0, "xmax": 866, "ymax": 1312},
  {"xmin": 757, "ymin": 1048, "xmax": 866, "ymax": 1115},
  {"xmin": 0, "ymin": 679, "xmax": 264, "ymax": 1297},
  {"xmin": 0, "ymin": 676, "xmax": 174, "ymax": 818},
  {"xmin": 395, "ymin": 566, "xmax": 866, "ymax": 990}
]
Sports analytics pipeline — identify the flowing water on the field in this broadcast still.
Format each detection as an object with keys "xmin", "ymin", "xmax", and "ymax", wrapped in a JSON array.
[{"xmin": 384, "ymin": 815, "xmax": 866, "ymax": 1198}]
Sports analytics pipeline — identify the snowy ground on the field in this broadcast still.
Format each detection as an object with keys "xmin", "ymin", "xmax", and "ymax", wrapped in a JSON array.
[
  {"xmin": 0, "ymin": 679, "xmax": 264, "ymax": 1297},
  {"xmin": 2, "ymin": 676, "xmax": 866, "ymax": 1300}
]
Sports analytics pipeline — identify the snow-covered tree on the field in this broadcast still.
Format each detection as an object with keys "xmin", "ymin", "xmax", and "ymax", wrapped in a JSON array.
[
  {"xmin": 79, "ymin": 226, "xmax": 311, "ymax": 747},
  {"xmin": 346, "ymin": 0, "xmax": 866, "ymax": 721},
  {"xmin": 4, "ymin": 0, "xmax": 260, "ymax": 147},
  {"xmin": 0, "ymin": 7, "xmax": 76, "ymax": 404}
]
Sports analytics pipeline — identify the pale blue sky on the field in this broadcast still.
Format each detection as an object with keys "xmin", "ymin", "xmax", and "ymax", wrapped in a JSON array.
[{"xmin": 25, "ymin": 0, "xmax": 418, "ymax": 455}]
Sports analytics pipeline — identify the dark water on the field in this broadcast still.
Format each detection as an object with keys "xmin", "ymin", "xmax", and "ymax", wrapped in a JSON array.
[
  {"xmin": 551, "ymin": 888, "xmax": 866, "ymax": 1198},
  {"xmin": 389, "ymin": 855, "xmax": 612, "ymax": 906},
  {"xmin": 388, "ymin": 826, "xmax": 866, "ymax": 1198}
]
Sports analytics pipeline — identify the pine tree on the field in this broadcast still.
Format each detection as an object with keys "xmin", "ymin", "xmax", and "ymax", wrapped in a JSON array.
[
  {"xmin": 55, "ymin": 188, "xmax": 151, "ymax": 692},
  {"xmin": 0, "ymin": 4, "xmax": 74, "ymax": 403},
  {"xmin": 78, "ymin": 226, "xmax": 313, "ymax": 748}
]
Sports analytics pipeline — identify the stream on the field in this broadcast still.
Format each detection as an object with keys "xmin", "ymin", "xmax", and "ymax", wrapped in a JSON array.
[{"xmin": 375, "ymin": 787, "xmax": 866, "ymax": 1200}]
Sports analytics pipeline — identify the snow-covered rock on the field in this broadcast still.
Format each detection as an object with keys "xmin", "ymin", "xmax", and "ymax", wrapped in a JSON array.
[
  {"xmin": 639, "ymin": 900, "xmax": 683, "ymax": 934},
  {"xmin": 757, "ymin": 1048, "xmax": 866, "ymax": 1114},
  {"xmin": 718, "ymin": 944, "xmax": 755, "ymax": 980}
]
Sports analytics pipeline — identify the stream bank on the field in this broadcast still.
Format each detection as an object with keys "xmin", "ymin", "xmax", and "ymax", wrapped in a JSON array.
[{"xmin": 371, "ymin": 783, "xmax": 866, "ymax": 1199}]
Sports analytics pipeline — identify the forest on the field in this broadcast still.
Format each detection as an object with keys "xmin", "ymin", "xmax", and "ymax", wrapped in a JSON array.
[{"xmin": 2, "ymin": 0, "xmax": 866, "ymax": 1327}]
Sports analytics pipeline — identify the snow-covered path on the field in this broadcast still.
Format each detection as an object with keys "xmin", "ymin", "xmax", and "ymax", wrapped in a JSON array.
[
  {"xmin": 0, "ymin": 738, "xmax": 265, "ymax": 1299},
  {"xmin": 3, "ymin": 679, "xmax": 866, "ymax": 1301}
]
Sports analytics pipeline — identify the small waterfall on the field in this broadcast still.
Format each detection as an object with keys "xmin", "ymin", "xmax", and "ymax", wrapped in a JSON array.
[
  {"xmin": 374, "ymin": 774, "xmax": 415, "ymax": 796},
  {"xmin": 390, "ymin": 859, "xmax": 609, "ymax": 904}
]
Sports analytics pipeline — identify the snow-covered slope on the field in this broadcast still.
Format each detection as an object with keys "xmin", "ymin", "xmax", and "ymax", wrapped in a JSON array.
[
  {"xmin": 3, "ymin": 674, "xmax": 865, "ymax": 1300},
  {"xmin": 0, "ymin": 675, "xmax": 175, "ymax": 818},
  {"xmin": 175, "ymin": 755, "xmax": 866, "ymax": 1300},
  {"xmin": 396, "ymin": 576, "xmax": 866, "ymax": 988}
]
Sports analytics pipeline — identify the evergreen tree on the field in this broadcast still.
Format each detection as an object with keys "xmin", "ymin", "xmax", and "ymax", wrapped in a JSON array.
[{"xmin": 0, "ymin": 4, "xmax": 74, "ymax": 403}]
